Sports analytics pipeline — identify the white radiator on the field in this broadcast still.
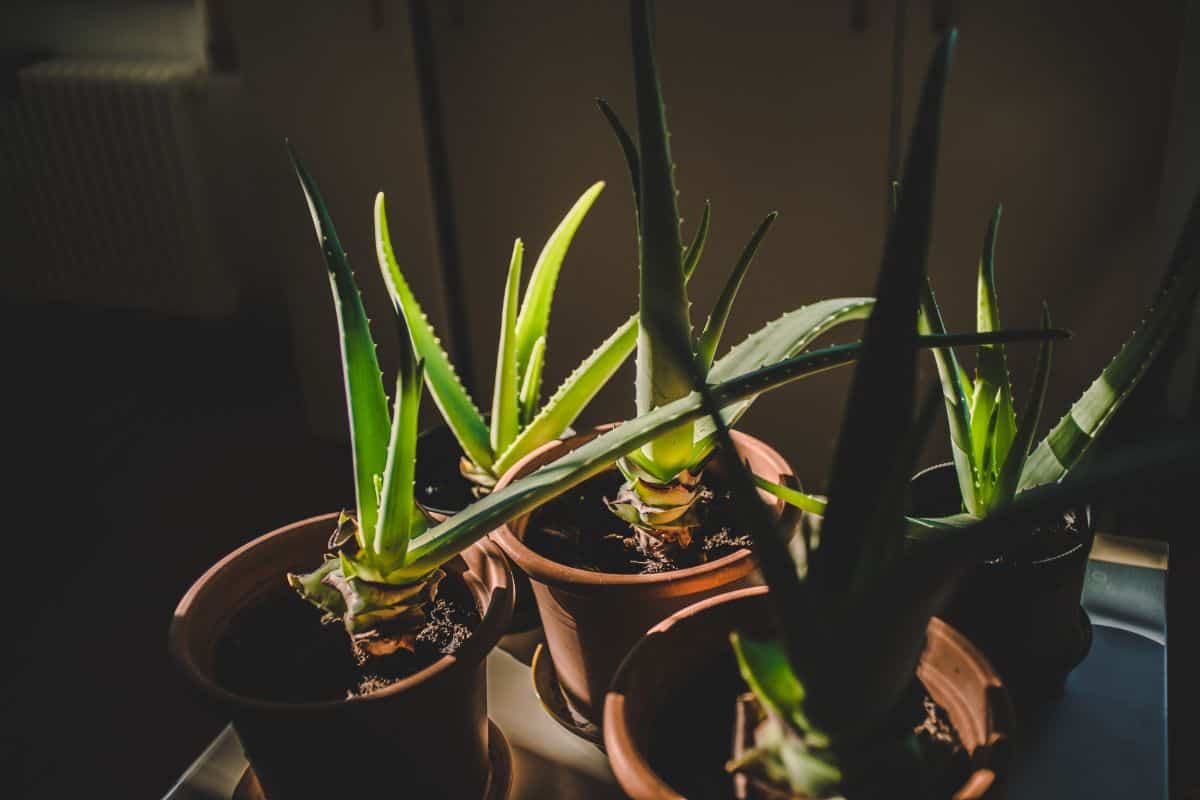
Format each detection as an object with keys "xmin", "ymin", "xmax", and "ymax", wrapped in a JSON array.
[{"xmin": 1, "ymin": 59, "xmax": 238, "ymax": 315}]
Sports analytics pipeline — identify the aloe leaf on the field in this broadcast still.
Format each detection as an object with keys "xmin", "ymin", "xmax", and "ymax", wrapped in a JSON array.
[
  {"xmin": 375, "ymin": 354, "xmax": 425, "ymax": 566},
  {"xmin": 754, "ymin": 474, "xmax": 827, "ymax": 516},
  {"xmin": 513, "ymin": 182, "xmax": 605, "ymax": 382},
  {"xmin": 971, "ymin": 205, "xmax": 1018, "ymax": 480},
  {"xmin": 683, "ymin": 200, "xmax": 712, "ymax": 280},
  {"xmin": 991, "ymin": 304, "xmax": 1053, "ymax": 508},
  {"xmin": 491, "ymin": 240, "xmax": 523, "ymax": 455},
  {"xmin": 395, "ymin": 327, "xmax": 1057, "ymax": 578},
  {"xmin": 518, "ymin": 335, "xmax": 547, "ymax": 427},
  {"xmin": 696, "ymin": 298, "xmax": 875, "ymax": 444},
  {"xmin": 630, "ymin": 0, "xmax": 696, "ymax": 477},
  {"xmin": 375, "ymin": 193, "xmax": 494, "ymax": 472},
  {"xmin": 731, "ymin": 633, "xmax": 810, "ymax": 731},
  {"xmin": 493, "ymin": 314, "xmax": 638, "ymax": 476},
  {"xmin": 291, "ymin": 147, "xmax": 390, "ymax": 543},
  {"xmin": 918, "ymin": 278, "xmax": 977, "ymax": 513},
  {"xmin": 596, "ymin": 97, "xmax": 641, "ymax": 219},
  {"xmin": 1019, "ymin": 188, "xmax": 1200, "ymax": 491},
  {"xmin": 697, "ymin": 212, "xmax": 777, "ymax": 370},
  {"xmin": 815, "ymin": 30, "xmax": 956, "ymax": 591}
]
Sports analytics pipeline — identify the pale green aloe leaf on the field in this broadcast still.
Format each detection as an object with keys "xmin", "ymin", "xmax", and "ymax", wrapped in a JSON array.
[
  {"xmin": 694, "ymin": 298, "xmax": 875, "ymax": 448},
  {"xmin": 493, "ymin": 314, "xmax": 638, "ymax": 476},
  {"xmin": 514, "ymin": 181, "xmax": 606, "ymax": 382},
  {"xmin": 731, "ymin": 633, "xmax": 810, "ymax": 732},
  {"xmin": 971, "ymin": 205, "xmax": 1017, "ymax": 486},
  {"xmin": 630, "ymin": 0, "xmax": 695, "ymax": 476},
  {"xmin": 491, "ymin": 239, "xmax": 524, "ymax": 455},
  {"xmin": 1019, "ymin": 188, "xmax": 1200, "ymax": 491},
  {"xmin": 519, "ymin": 334, "xmax": 547, "ymax": 427},
  {"xmin": 291, "ymin": 148, "xmax": 390, "ymax": 544},
  {"xmin": 595, "ymin": 97, "xmax": 641, "ymax": 221},
  {"xmin": 391, "ymin": 327, "xmax": 1058, "ymax": 580},
  {"xmin": 919, "ymin": 278, "xmax": 977, "ymax": 514},
  {"xmin": 683, "ymin": 200, "xmax": 712, "ymax": 280},
  {"xmin": 697, "ymin": 212, "xmax": 777, "ymax": 370},
  {"xmin": 991, "ymin": 304, "xmax": 1053, "ymax": 508},
  {"xmin": 375, "ymin": 351, "xmax": 425, "ymax": 567},
  {"xmin": 753, "ymin": 474, "xmax": 827, "ymax": 516},
  {"xmin": 375, "ymin": 193, "xmax": 494, "ymax": 472}
]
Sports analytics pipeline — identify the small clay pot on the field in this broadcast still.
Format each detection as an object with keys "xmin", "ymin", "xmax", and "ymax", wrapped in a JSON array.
[
  {"xmin": 169, "ymin": 513, "xmax": 514, "ymax": 799},
  {"xmin": 604, "ymin": 587, "xmax": 1012, "ymax": 800},
  {"xmin": 491, "ymin": 427, "xmax": 798, "ymax": 724},
  {"xmin": 909, "ymin": 463, "xmax": 1095, "ymax": 701}
]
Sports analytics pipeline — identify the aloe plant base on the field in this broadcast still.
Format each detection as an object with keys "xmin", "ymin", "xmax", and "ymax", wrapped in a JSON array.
[
  {"xmin": 491, "ymin": 426, "xmax": 798, "ymax": 724},
  {"xmin": 170, "ymin": 514, "xmax": 515, "ymax": 799},
  {"xmin": 910, "ymin": 463, "xmax": 1095, "ymax": 703},
  {"xmin": 604, "ymin": 587, "xmax": 1012, "ymax": 800}
]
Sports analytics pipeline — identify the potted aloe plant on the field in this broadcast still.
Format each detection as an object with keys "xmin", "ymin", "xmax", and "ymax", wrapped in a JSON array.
[
  {"xmin": 487, "ymin": 0, "xmax": 879, "ymax": 726},
  {"xmin": 604, "ymin": 32, "xmax": 1199, "ymax": 797},
  {"xmin": 759, "ymin": 187, "xmax": 1200, "ymax": 700}
]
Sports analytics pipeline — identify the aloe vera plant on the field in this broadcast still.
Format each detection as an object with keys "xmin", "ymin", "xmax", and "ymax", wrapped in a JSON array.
[
  {"xmin": 376, "ymin": 182, "xmax": 640, "ymax": 493},
  {"xmin": 686, "ymin": 34, "xmax": 1200, "ymax": 796},
  {"xmin": 596, "ymin": 0, "xmax": 878, "ymax": 557}
]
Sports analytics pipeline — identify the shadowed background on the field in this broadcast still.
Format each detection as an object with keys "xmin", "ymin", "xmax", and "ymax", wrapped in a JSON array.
[{"xmin": 1, "ymin": 1, "xmax": 1196, "ymax": 797}]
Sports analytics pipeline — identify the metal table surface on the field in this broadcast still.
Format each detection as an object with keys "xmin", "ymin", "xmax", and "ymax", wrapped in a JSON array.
[{"xmin": 164, "ymin": 534, "xmax": 1167, "ymax": 799}]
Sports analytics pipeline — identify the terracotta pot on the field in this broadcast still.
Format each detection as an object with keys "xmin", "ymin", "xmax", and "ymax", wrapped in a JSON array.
[
  {"xmin": 605, "ymin": 587, "xmax": 1012, "ymax": 800},
  {"xmin": 169, "ymin": 513, "xmax": 514, "ymax": 799},
  {"xmin": 909, "ymin": 463, "xmax": 1095, "ymax": 701},
  {"xmin": 491, "ymin": 426, "xmax": 798, "ymax": 723}
]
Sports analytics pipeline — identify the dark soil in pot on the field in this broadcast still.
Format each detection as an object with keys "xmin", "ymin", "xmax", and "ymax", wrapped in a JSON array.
[
  {"xmin": 908, "ymin": 462, "xmax": 1095, "ymax": 703},
  {"xmin": 414, "ymin": 422, "xmax": 479, "ymax": 516},
  {"xmin": 216, "ymin": 571, "xmax": 481, "ymax": 701},
  {"xmin": 525, "ymin": 469, "xmax": 754, "ymax": 575}
]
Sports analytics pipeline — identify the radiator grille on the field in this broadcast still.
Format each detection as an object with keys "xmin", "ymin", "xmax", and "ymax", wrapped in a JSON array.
[{"xmin": 1, "ymin": 59, "xmax": 237, "ymax": 315}]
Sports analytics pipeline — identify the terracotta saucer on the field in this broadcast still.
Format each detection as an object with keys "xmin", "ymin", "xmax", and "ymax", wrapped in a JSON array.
[
  {"xmin": 530, "ymin": 643, "xmax": 605, "ymax": 747},
  {"xmin": 233, "ymin": 719, "xmax": 513, "ymax": 799}
]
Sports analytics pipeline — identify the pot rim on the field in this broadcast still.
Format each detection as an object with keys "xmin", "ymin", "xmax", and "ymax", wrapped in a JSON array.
[
  {"xmin": 168, "ymin": 512, "xmax": 513, "ymax": 714},
  {"xmin": 911, "ymin": 460, "xmax": 1094, "ymax": 566},
  {"xmin": 603, "ymin": 585, "xmax": 1010, "ymax": 800},
  {"xmin": 489, "ymin": 425, "xmax": 797, "ymax": 590}
]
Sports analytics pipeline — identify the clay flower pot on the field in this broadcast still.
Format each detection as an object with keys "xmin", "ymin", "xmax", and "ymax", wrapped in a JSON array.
[
  {"xmin": 909, "ymin": 463, "xmax": 1095, "ymax": 702},
  {"xmin": 170, "ymin": 513, "xmax": 514, "ymax": 799},
  {"xmin": 605, "ymin": 587, "xmax": 1012, "ymax": 800},
  {"xmin": 491, "ymin": 426, "xmax": 798, "ymax": 724}
]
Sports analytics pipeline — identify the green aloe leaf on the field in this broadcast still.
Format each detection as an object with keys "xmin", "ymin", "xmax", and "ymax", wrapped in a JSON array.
[
  {"xmin": 694, "ymin": 298, "xmax": 875, "ymax": 447},
  {"xmin": 971, "ymin": 205, "xmax": 1018, "ymax": 485},
  {"xmin": 1019, "ymin": 188, "xmax": 1200, "ymax": 490},
  {"xmin": 491, "ymin": 240, "xmax": 524, "ymax": 455},
  {"xmin": 519, "ymin": 334, "xmax": 547, "ymax": 427},
  {"xmin": 375, "ymin": 345, "xmax": 426, "ymax": 566},
  {"xmin": 754, "ymin": 474, "xmax": 827, "ymax": 516},
  {"xmin": 630, "ymin": 0, "xmax": 696, "ymax": 476},
  {"xmin": 919, "ymin": 278, "xmax": 978, "ymax": 514},
  {"xmin": 291, "ymin": 147, "xmax": 390, "ymax": 544},
  {"xmin": 375, "ymin": 193, "xmax": 494, "ymax": 472},
  {"xmin": 493, "ymin": 314, "xmax": 638, "ymax": 476},
  {"xmin": 596, "ymin": 97, "xmax": 641, "ymax": 221},
  {"xmin": 393, "ymin": 327, "xmax": 1058, "ymax": 579},
  {"xmin": 991, "ymin": 304, "xmax": 1053, "ymax": 509},
  {"xmin": 683, "ymin": 200, "xmax": 712, "ymax": 280},
  {"xmin": 697, "ymin": 212, "xmax": 778, "ymax": 370},
  {"xmin": 731, "ymin": 633, "xmax": 810, "ymax": 731},
  {"xmin": 514, "ymin": 181, "xmax": 606, "ymax": 383},
  {"xmin": 815, "ymin": 30, "xmax": 956, "ymax": 592}
]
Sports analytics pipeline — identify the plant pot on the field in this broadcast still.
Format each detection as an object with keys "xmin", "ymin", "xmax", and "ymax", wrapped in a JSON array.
[
  {"xmin": 491, "ymin": 426, "xmax": 799, "ymax": 724},
  {"xmin": 169, "ymin": 513, "xmax": 514, "ymax": 799},
  {"xmin": 908, "ymin": 463, "xmax": 1095, "ymax": 702},
  {"xmin": 604, "ymin": 587, "xmax": 1012, "ymax": 800}
]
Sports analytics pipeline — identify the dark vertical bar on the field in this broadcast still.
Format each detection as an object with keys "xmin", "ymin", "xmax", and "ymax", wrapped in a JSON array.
[
  {"xmin": 885, "ymin": 0, "xmax": 907, "ymax": 223},
  {"xmin": 408, "ymin": 0, "xmax": 476, "ymax": 394}
]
